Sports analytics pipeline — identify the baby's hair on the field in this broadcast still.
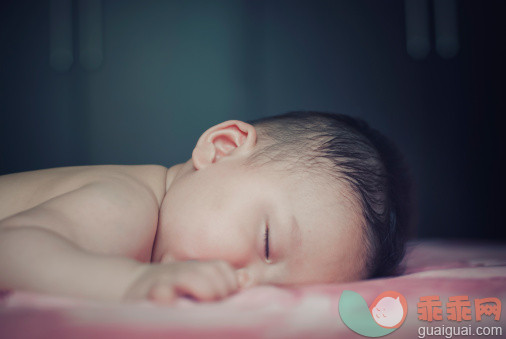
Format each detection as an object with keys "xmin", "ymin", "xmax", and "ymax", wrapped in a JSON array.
[{"xmin": 246, "ymin": 111, "xmax": 414, "ymax": 279}]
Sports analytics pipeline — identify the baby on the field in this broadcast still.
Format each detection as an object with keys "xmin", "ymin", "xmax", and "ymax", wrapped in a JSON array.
[{"xmin": 0, "ymin": 111, "xmax": 413, "ymax": 303}]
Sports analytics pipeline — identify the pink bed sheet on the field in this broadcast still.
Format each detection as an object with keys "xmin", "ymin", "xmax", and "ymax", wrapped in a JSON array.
[{"xmin": 1, "ymin": 240, "xmax": 505, "ymax": 339}]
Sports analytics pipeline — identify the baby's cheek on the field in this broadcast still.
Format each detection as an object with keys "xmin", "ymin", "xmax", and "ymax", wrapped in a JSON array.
[{"xmin": 193, "ymin": 232, "xmax": 251, "ymax": 266}]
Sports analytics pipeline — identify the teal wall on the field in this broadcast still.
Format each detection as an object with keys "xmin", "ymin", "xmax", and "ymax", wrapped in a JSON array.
[{"xmin": 1, "ymin": 0, "xmax": 505, "ymax": 239}]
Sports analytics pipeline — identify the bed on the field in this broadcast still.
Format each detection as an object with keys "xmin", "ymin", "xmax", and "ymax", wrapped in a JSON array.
[{"xmin": 1, "ymin": 239, "xmax": 505, "ymax": 338}]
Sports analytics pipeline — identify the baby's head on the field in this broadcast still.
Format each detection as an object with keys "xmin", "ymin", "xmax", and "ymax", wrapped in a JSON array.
[{"xmin": 155, "ymin": 111, "xmax": 413, "ymax": 287}]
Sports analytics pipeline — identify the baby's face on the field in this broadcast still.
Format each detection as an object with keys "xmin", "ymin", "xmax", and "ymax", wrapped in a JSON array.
[{"xmin": 155, "ymin": 158, "xmax": 367, "ymax": 287}]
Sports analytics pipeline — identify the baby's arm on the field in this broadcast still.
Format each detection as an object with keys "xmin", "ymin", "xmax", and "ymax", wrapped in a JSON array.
[
  {"xmin": 0, "ymin": 226, "xmax": 142, "ymax": 301},
  {"xmin": 0, "ymin": 180, "xmax": 239, "ymax": 302},
  {"xmin": 0, "ymin": 226, "xmax": 239, "ymax": 302},
  {"xmin": 124, "ymin": 260, "xmax": 239, "ymax": 303}
]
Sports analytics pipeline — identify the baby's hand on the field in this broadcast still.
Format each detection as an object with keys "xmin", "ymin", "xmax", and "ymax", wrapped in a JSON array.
[{"xmin": 123, "ymin": 260, "xmax": 239, "ymax": 304}]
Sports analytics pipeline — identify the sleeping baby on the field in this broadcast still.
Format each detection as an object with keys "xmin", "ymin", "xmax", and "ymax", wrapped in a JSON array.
[{"xmin": 0, "ymin": 111, "xmax": 413, "ymax": 303}]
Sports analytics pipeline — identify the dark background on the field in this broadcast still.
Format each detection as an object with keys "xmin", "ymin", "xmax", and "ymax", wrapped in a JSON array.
[{"xmin": 1, "ymin": 0, "xmax": 505, "ymax": 240}]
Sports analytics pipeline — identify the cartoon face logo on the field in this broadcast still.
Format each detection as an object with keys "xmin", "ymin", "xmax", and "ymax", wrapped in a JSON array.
[
  {"xmin": 339, "ymin": 290, "xmax": 408, "ymax": 337},
  {"xmin": 369, "ymin": 292, "xmax": 407, "ymax": 328}
]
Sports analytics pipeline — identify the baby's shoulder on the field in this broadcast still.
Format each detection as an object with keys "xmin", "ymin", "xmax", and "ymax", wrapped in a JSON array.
[
  {"xmin": 0, "ymin": 164, "xmax": 168, "ymax": 221},
  {"xmin": 0, "ymin": 164, "xmax": 168, "ymax": 262},
  {"xmin": 105, "ymin": 164, "xmax": 168, "ymax": 208}
]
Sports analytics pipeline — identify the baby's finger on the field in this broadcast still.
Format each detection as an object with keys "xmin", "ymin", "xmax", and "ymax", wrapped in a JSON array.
[
  {"xmin": 173, "ymin": 275, "xmax": 225, "ymax": 302},
  {"xmin": 183, "ymin": 261, "xmax": 234, "ymax": 298},
  {"xmin": 210, "ymin": 260, "xmax": 239, "ymax": 292},
  {"xmin": 148, "ymin": 283, "xmax": 177, "ymax": 304},
  {"xmin": 193, "ymin": 266, "xmax": 230, "ymax": 299},
  {"xmin": 123, "ymin": 277, "xmax": 154, "ymax": 302}
]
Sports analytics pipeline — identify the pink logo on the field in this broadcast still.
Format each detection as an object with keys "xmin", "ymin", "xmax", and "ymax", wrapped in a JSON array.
[{"xmin": 369, "ymin": 291, "xmax": 408, "ymax": 329}]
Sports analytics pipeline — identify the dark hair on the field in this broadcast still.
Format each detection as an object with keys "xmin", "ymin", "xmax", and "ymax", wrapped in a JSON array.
[{"xmin": 246, "ymin": 111, "xmax": 415, "ymax": 279}]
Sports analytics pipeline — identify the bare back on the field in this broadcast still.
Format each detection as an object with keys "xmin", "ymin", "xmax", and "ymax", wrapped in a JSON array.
[{"xmin": 0, "ymin": 165, "xmax": 168, "ymax": 262}]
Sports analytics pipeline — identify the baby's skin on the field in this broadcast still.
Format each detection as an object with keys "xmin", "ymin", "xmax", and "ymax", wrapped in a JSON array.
[{"xmin": 0, "ymin": 120, "xmax": 366, "ymax": 303}]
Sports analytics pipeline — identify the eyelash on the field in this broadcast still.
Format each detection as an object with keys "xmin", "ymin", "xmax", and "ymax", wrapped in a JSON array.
[{"xmin": 264, "ymin": 224, "xmax": 270, "ymax": 260}]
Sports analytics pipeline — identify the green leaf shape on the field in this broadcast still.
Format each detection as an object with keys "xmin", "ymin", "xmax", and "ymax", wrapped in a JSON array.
[{"xmin": 339, "ymin": 290, "xmax": 397, "ymax": 337}]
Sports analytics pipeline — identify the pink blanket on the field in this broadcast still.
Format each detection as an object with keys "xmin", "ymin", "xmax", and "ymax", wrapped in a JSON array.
[{"xmin": 1, "ymin": 240, "xmax": 505, "ymax": 338}]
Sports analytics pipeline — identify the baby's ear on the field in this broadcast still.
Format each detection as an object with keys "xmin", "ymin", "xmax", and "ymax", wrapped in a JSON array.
[{"xmin": 192, "ymin": 120, "xmax": 257, "ymax": 170}]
